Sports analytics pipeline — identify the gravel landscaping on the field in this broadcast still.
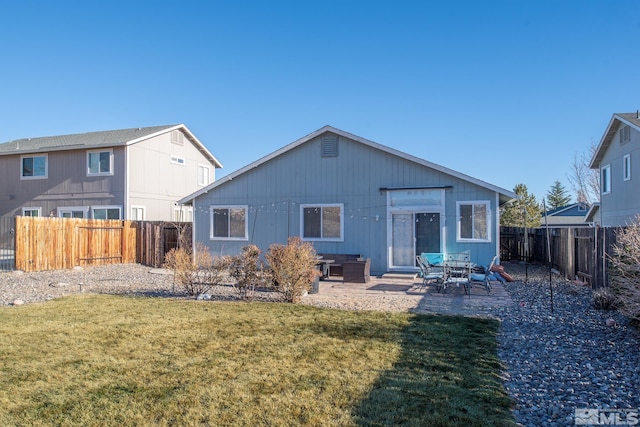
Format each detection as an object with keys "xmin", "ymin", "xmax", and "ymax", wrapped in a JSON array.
[{"xmin": 1, "ymin": 262, "xmax": 639, "ymax": 426}]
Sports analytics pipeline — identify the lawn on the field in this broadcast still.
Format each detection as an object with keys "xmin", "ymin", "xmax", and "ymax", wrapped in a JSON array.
[{"xmin": 0, "ymin": 295, "xmax": 515, "ymax": 426}]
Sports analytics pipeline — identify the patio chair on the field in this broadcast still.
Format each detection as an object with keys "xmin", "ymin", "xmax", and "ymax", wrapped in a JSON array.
[
  {"xmin": 468, "ymin": 256, "xmax": 498, "ymax": 295},
  {"xmin": 416, "ymin": 255, "xmax": 444, "ymax": 289}
]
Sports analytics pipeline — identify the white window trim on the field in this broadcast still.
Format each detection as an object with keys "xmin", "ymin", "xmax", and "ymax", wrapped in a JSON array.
[
  {"xmin": 209, "ymin": 205, "xmax": 249, "ymax": 241},
  {"xmin": 91, "ymin": 205, "xmax": 122, "ymax": 220},
  {"xmin": 22, "ymin": 207, "xmax": 42, "ymax": 217},
  {"xmin": 170, "ymin": 155, "xmax": 185, "ymax": 165},
  {"xmin": 623, "ymin": 154, "xmax": 631, "ymax": 181},
  {"xmin": 130, "ymin": 205, "xmax": 145, "ymax": 220},
  {"xmin": 58, "ymin": 206, "xmax": 90, "ymax": 218},
  {"xmin": 300, "ymin": 203, "xmax": 344, "ymax": 242},
  {"xmin": 174, "ymin": 206, "xmax": 193, "ymax": 222},
  {"xmin": 20, "ymin": 154, "xmax": 48, "ymax": 180},
  {"xmin": 456, "ymin": 200, "xmax": 491, "ymax": 243},
  {"xmin": 198, "ymin": 164, "xmax": 210, "ymax": 186},
  {"xmin": 601, "ymin": 164, "xmax": 611, "ymax": 194},
  {"xmin": 87, "ymin": 149, "xmax": 114, "ymax": 176}
]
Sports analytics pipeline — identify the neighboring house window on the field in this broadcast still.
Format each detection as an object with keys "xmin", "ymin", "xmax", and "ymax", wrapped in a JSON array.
[
  {"xmin": 623, "ymin": 154, "xmax": 631, "ymax": 181},
  {"xmin": 457, "ymin": 201, "xmax": 490, "ymax": 242},
  {"xmin": 601, "ymin": 164, "xmax": 611, "ymax": 194},
  {"xmin": 58, "ymin": 207, "xmax": 89, "ymax": 218},
  {"xmin": 210, "ymin": 206, "xmax": 248, "ymax": 240},
  {"xmin": 174, "ymin": 206, "xmax": 193, "ymax": 222},
  {"xmin": 21, "ymin": 154, "xmax": 48, "ymax": 179},
  {"xmin": 577, "ymin": 203, "xmax": 587, "ymax": 212},
  {"xmin": 170, "ymin": 155, "xmax": 185, "ymax": 165},
  {"xmin": 22, "ymin": 207, "xmax": 41, "ymax": 217},
  {"xmin": 87, "ymin": 149, "xmax": 113, "ymax": 175},
  {"xmin": 131, "ymin": 206, "xmax": 145, "ymax": 220},
  {"xmin": 620, "ymin": 125, "xmax": 630, "ymax": 144},
  {"xmin": 300, "ymin": 204, "xmax": 343, "ymax": 241},
  {"xmin": 171, "ymin": 130, "xmax": 184, "ymax": 145},
  {"xmin": 92, "ymin": 206, "xmax": 122, "ymax": 219},
  {"xmin": 198, "ymin": 164, "xmax": 210, "ymax": 186}
]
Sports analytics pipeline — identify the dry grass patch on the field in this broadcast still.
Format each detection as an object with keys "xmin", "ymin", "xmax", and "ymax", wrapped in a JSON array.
[{"xmin": 0, "ymin": 295, "xmax": 514, "ymax": 426}]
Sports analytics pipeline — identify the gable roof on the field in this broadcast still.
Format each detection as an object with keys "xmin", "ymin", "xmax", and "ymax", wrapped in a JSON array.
[
  {"xmin": 585, "ymin": 203, "xmax": 600, "ymax": 223},
  {"xmin": 544, "ymin": 203, "xmax": 589, "ymax": 217},
  {"xmin": 590, "ymin": 112, "xmax": 640, "ymax": 168},
  {"xmin": 179, "ymin": 125, "xmax": 516, "ymax": 205},
  {"xmin": 0, "ymin": 124, "xmax": 222, "ymax": 168}
]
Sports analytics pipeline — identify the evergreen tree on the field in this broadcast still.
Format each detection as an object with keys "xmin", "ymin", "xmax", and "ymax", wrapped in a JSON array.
[
  {"xmin": 546, "ymin": 180, "xmax": 572, "ymax": 210},
  {"xmin": 501, "ymin": 183, "xmax": 542, "ymax": 228}
]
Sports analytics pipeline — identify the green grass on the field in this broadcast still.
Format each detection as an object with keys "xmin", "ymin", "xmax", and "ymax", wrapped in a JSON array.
[{"xmin": 0, "ymin": 295, "xmax": 515, "ymax": 426}]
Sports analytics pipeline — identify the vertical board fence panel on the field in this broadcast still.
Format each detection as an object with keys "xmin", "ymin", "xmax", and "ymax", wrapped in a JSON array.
[
  {"xmin": 134, "ymin": 221, "xmax": 191, "ymax": 268},
  {"xmin": 499, "ymin": 225, "xmax": 621, "ymax": 288},
  {"xmin": 15, "ymin": 217, "xmax": 137, "ymax": 272}
]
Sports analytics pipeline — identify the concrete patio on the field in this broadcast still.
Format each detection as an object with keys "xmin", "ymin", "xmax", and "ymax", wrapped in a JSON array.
[{"xmin": 305, "ymin": 274, "xmax": 513, "ymax": 317}]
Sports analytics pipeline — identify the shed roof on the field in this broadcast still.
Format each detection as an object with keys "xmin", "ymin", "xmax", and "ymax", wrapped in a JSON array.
[
  {"xmin": 590, "ymin": 112, "xmax": 640, "ymax": 168},
  {"xmin": 180, "ymin": 125, "xmax": 516, "ymax": 205},
  {"xmin": 0, "ymin": 124, "xmax": 222, "ymax": 168}
]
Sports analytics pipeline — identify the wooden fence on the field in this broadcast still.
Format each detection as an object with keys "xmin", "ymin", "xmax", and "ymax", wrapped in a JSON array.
[
  {"xmin": 135, "ymin": 221, "xmax": 192, "ymax": 268},
  {"xmin": 15, "ymin": 216, "xmax": 137, "ymax": 272},
  {"xmin": 500, "ymin": 226, "xmax": 617, "ymax": 288},
  {"xmin": 12, "ymin": 217, "xmax": 191, "ymax": 272}
]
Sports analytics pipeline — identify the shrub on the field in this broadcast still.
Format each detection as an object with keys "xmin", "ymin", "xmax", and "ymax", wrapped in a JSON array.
[
  {"xmin": 592, "ymin": 287, "xmax": 617, "ymax": 310},
  {"xmin": 228, "ymin": 245, "xmax": 266, "ymax": 301},
  {"xmin": 164, "ymin": 243, "xmax": 228, "ymax": 297},
  {"xmin": 608, "ymin": 214, "xmax": 640, "ymax": 321},
  {"xmin": 266, "ymin": 237, "xmax": 320, "ymax": 303}
]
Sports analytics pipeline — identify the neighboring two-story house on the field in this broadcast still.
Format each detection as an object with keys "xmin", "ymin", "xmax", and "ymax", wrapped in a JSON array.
[
  {"xmin": 0, "ymin": 125, "xmax": 222, "ymax": 221},
  {"xmin": 589, "ymin": 112, "xmax": 640, "ymax": 227}
]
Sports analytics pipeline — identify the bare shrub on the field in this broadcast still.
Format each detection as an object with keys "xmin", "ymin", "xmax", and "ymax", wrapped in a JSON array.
[
  {"xmin": 228, "ymin": 245, "xmax": 266, "ymax": 301},
  {"xmin": 592, "ymin": 287, "xmax": 617, "ymax": 310},
  {"xmin": 609, "ymin": 214, "xmax": 640, "ymax": 321},
  {"xmin": 164, "ymin": 243, "xmax": 228, "ymax": 297},
  {"xmin": 266, "ymin": 237, "xmax": 320, "ymax": 303}
]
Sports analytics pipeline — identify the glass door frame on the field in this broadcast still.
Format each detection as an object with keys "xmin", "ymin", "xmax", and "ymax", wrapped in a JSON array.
[{"xmin": 386, "ymin": 189, "xmax": 445, "ymax": 271}]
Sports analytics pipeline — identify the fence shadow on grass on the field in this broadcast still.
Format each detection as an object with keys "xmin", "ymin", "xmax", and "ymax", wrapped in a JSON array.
[{"xmin": 351, "ymin": 314, "xmax": 516, "ymax": 427}]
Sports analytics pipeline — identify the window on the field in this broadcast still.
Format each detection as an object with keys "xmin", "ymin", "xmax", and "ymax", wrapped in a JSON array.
[
  {"xmin": 87, "ymin": 149, "xmax": 113, "ymax": 175},
  {"xmin": 22, "ymin": 207, "xmax": 41, "ymax": 217},
  {"xmin": 300, "ymin": 204, "xmax": 343, "ymax": 241},
  {"xmin": 623, "ymin": 154, "xmax": 631, "ymax": 181},
  {"xmin": 210, "ymin": 206, "xmax": 247, "ymax": 240},
  {"xmin": 21, "ymin": 154, "xmax": 48, "ymax": 179},
  {"xmin": 171, "ymin": 130, "xmax": 184, "ymax": 145},
  {"xmin": 58, "ymin": 207, "xmax": 89, "ymax": 218},
  {"xmin": 92, "ymin": 206, "xmax": 122, "ymax": 219},
  {"xmin": 174, "ymin": 206, "xmax": 193, "ymax": 222},
  {"xmin": 601, "ymin": 164, "xmax": 611, "ymax": 194},
  {"xmin": 457, "ymin": 201, "xmax": 490, "ymax": 242},
  {"xmin": 620, "ymin": 125, "xmax": 630, "ymax": 144},
  {"xmin": 131, "ymin": 206, "xmax": 145, "ymax": 220},
  {"xmin": 198, "ymin": 164, "xmax": 210, "ymax": 186},
  {"xmin": 170, "ymin": 155, "xmax": 185, "ymax": 165}
]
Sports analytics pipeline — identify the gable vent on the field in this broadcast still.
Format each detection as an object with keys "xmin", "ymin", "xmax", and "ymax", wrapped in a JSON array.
[{"xmin": 321, "ymin": 135, "xmax": 338, "ymax": 157}]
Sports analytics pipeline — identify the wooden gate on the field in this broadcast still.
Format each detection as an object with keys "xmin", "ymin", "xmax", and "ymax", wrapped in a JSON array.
[{"xmin": 15, "ymin": 217, "xmax": 136, "ymax": 272}]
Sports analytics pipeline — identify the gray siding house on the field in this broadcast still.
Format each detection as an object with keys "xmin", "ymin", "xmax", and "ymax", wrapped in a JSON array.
[
  {"xmin": 180, "ymin": 126, "xmax": 515, "ymax": 275},
  {"xmin": 0, "ymin": 125, "xmax": 222, "ymax": 221},
  {"xmin": 542, "ymin": 203, "xmax": 590, "ymax": 228},
  {"xmin": 589, "ymin": 112, "xmax": 640, "ymax": 227}
]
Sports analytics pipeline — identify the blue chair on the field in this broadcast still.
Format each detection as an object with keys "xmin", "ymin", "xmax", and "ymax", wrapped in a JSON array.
[{"xmin": 469, "ymin": 256, "xmax": 498, "ymax": 294}]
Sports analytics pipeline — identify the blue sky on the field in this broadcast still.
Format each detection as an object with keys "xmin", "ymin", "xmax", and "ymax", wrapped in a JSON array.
[{"xmin": 1, "ymin": 1, "xmax": 639, "ymax": 203}]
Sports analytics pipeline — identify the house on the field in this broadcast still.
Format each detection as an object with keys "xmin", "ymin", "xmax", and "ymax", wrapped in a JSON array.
[
  {"xmin": 589, "ymin": 112, "xmax": 640, "ymax": 227},
  {"xmin": 0, "ymin": 125, "xmax": 222, "ymax": 221},
  {"xmin": 541, "ymin": 202, "xmax": 591, "ymax": 228},
  {"xmin": 179, "ymin": 126, "xmax": 515, "ymax": 275}
]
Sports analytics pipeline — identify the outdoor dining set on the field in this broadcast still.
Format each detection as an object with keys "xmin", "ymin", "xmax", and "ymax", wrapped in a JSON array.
[{"xmin": 416, "ymin": 252, "xmax": 499, "ymax": 296}]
